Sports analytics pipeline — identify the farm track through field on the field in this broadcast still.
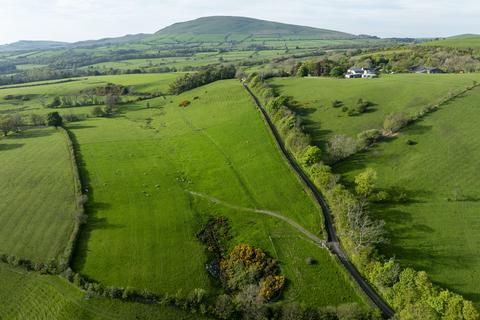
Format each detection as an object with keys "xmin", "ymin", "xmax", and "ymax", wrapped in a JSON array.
[
  {"xmin": 187, "ymin": 190, "xmax": 327, "ymax": 247},
  {"xmin": 242, "ymin": 83, "xmax": 395, "ymax": 318}
]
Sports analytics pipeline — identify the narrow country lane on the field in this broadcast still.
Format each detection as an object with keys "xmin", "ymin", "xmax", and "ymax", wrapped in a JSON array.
[{"xmin": 242, "ymin": 83, "xmax": 395, "ymax": 318}]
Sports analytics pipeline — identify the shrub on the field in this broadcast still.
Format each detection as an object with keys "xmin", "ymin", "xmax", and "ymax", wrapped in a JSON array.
[
  {"xmin": 383, "ymin": 112, "xmax": 408, "ymax": 135},
  {"xmin": 91, "ymin": 106, "xmax": 105, "ymax": 117},
  {"xmin": 331, "ymin": 100, "xmax": 344, "ymax": 108},
  {"xmin": 214, "ymin": 294, "xmax": 235, "ymax": 319},
  {"xmin": 285, "ymin": 128, "xmax": 311, "ymax": 156},
  {"xmin": 259, "ymin": 275, "xmax": 285, "ymax": 301},
  {"xmin": 179, "ymin": 100, "xmax": 191, "ymax": 107},
  {"xmin": 357, "ymin": 129, "xmax": 382, "ymax": 149},
  {"xmin": 354, "ymin": 168, "xmax": 377, "ymax": 198},
  {"xmin": 63, "ymin": 113, "xmax": 82, "ymax": 122},
  {"xmin": 300, "ymin": 145, "xmax": 322, "ymax": 167},
  {"xmin": 220, "ymin": 244, "xmax": 281, "ymax": 292},
  {"xmin": 30, "ymin": 113, "xmax": 45, "ymax": 126},
  {"xmin": 355, "ymin": 98, "xmax": 374, "ymax": 114}
]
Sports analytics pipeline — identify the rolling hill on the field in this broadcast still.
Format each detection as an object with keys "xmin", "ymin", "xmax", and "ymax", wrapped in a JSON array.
[
  {"xmin": 0, "ymin": 16, "xmax": 360, "ymax": 52},
  {"xmin": 421, "ymin": 34, "xmax": 480, "ymax": 48},
  {"xmin": 155, "ymin": 16, "xmax": 357, "ymax": 39},
  {"xmin": 0, "ymin": 40, "xmax": 69, "ymax": 52}
]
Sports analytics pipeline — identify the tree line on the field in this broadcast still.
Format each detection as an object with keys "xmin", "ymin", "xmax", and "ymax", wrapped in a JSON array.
[{"xmin": 168, "ymin": 65, "xmax": 236, "ymax": 95}]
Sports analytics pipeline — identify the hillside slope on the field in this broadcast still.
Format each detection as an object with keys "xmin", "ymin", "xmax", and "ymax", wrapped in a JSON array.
[{"xmin": 156, "ymin": 16, "xmax": 356, "ymax": 39}]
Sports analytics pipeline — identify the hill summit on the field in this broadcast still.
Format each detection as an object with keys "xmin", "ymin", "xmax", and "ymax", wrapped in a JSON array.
[{"xmin": 156, "ymin": 16, "xmax": 356, "ymax": 39}]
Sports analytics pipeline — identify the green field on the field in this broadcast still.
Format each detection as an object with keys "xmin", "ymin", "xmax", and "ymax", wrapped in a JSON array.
[
  {"xmin": 0, "ymin": 264, "xmax": 205, "ymax": 319},
  {"xmin": 0, "ymin": 127, "xmax": 77, "ymax": 263},
  {"xmin": 67, "ymin": 77, "xmax": 365, "ymax": 306},
  {"xmin": 270, "ymin": 74, "xmax": 480, "ymax": 148},
  {"xmin": 273, "ymin": 74, "xmax": 480, "ymax": 307},
  {"xmin": 0, "ymin": 73, "xmax": 179, "ymax": 117},
  {"xmin": 421, "ymin": 35, "xmax": 480, "ymax": 48}
]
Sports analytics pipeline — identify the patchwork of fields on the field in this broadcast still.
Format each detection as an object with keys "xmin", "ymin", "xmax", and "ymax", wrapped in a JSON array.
[
  {"xmin": 68, "ymin": 78, "xmax": 364, "ymax": 305},
  {"xmin": 2, "ymin": 67, "xmax": 480, "ymax": 317}
]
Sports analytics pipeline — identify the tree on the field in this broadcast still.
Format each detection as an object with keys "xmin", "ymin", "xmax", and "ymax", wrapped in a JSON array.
[
  {"xmin": 214, "ymin": 294, "xmax": 235, "ymax": 319},
  {"xmin": 330, "ymin": 66, "xmax": 346, "ymax": 77},
  {"xmin": 46, "ymin": 112, "xmax": 63, "ymax": 128},
  {"xmin": 30, "ymin": 114, "xmax": 45, "ymax": 126},
  {"xmin": 296, "ymin": 63, "xmax": 308, "ymax": 77},
  {"xmin": 383, "ymin": 112, "xmax": 408, "ymax": 135},
  {"xmin": 91, "ymin": 106, "xmax": 105, "ymax": 117},
  {"xmin": 0, "ymin": 115, "xmax": 14, "ymax": 136},
  {"xmin": 300, "ymin": 145, "xmax": 322, "ymax": 167},
  {"xmin": 11, "ymin": 114, "xmax": 24, "ymax": 132},
  {"xmin": 327, "ymin": 134, "xmax": 357, "ymax": 163},
  {"xmin": 345, "ymin": 202, "xmax": 387, "ymax": 252},
  {"xmin": 354, "ymin": 168, "xmax": 377, "ymax": 198},
  {"xmin": 104, "ymin": 94, "xmax": 119, "ymax": 116},
  {"xmin": 48, "ymin": 96, "xmax": 62, "ymax": 108}
]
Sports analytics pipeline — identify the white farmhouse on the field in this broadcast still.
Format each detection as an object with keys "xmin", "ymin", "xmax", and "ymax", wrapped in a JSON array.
[{"xmin": 345, "ymin": 68, "xmax": 378, "ymax": 79}]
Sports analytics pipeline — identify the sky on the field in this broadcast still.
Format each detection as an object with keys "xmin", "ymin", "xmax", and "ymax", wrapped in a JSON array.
[{"xmin": 0, "ymin": 0, "xmax": 479, "ymax": 44}]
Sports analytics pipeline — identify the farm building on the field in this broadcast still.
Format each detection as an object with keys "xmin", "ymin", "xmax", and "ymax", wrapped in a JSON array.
[
  {"xmin": 345, "ymin": 67, "xmax": 378, "ymax": 79},
  {"xmin": 412, "ymin": 66, "xmax": 445, "ymax": 74}
]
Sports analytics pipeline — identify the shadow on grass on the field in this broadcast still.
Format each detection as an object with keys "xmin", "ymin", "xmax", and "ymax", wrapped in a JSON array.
[
  {"xmin": 73, "ymin": 201, "xmax": 124, "ymax": 271},
  {"xmin": 0, "ymin": 143, "xmax": 24, "ymax": 151},
  {"xmin": 67, "ymin": 128, "xmax": 123, "ymax": 272},
  {"xmin": 5, "ymin": 129, "xmax": 54, "ymax": 139},
  {"xmin": 67, "ymin": 124, "xmax": 97, "ymax": 130}
]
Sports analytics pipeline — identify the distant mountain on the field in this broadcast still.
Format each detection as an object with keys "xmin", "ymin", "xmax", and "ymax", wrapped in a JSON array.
[
  {"xmin": 155, "ymin": 16, "xmax": 356, "ymax": 39},
  {"xmin": 0, "ymin": 16, "xmax": 362, "ymax": 52},
  {"xmin": 71, "ymin": 34, "xmax": 151, "ymax": 48},
  {"xmin": 0, "ymin": 40, "xmax": 69, "ymax": 52}
]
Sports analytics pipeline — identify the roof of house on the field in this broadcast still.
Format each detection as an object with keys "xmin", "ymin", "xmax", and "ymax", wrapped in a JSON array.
[{"xmin": 348, "ymin": 67, "xmax": 377, "ymax": 74}]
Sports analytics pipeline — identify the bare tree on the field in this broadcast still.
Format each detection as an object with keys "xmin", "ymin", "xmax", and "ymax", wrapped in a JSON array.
[
  {"xmin": 345, "ymin": 202, "xmax": 387, "ymax": 252},
  {"xmin": 327, "ymin": 134, "xmax": 357, "ymax": 163}
]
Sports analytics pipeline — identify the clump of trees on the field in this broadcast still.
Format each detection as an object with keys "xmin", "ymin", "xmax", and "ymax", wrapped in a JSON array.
[
  {"xmin": 0, "ymin": 114, "xmax": 24, "ymax": 136},
  {"xmin": 168, "ymin": 65, "xmax": 236, "ymax": 95},
  {"xmin": 220, "ymin": 244, "xmax": 285, "ymax": 301},
  {"xmin": 47, "ymin": 112, "xmax": 63, "ymax": 128}
]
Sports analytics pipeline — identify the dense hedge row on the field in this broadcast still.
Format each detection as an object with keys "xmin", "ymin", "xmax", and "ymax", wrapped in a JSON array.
[
  {"xmin": 59, "ymin": 127, "xmax": 88, "ymax": 271},
  {"xmin": 247, "ymin": 73, "xmax": 479, "ymax": 320},
  {"xmin": 168, "ymin": 65, "xmax": 236, "ymax": 95}
]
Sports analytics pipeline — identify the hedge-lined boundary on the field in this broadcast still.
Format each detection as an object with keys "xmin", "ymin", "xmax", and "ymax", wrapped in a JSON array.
[
  {"xmin": 246, "ymin": 74, "xmax": 479, "ymax": 320},
  {"xmin": 59, "ymin": 127, "xmax": 87, "ymax": 271}
]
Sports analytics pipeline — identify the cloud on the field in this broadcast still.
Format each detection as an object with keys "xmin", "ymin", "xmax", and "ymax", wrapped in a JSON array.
[{"xmin": 0, "ymin": 0, "xmax": 478, "ymax": 44}]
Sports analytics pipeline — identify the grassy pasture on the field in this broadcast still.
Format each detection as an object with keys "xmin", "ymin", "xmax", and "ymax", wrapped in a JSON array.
[
  {"xmin": 421, "ymin": 35, "xmax": 480, "ymax": 49},
  {"xmin": 0, "ymin": 264, "xmax": 206, "ymax": 319},
  {"xmin": 331, "ymin": 87, "xmax": 480, "ymax": 307},
  {"xmin": 0, "ymin": 127, "xmax": 77, "ymax": 263},
  {"xmin": 69, "ymin": 78, "xmax": 365, "ymax": 306},
  {"xmin": 0, "ymin": 73, "xmax": 179, "ymax": 116},
  {"xmin": 269, "ymin": 74, "xmax": 480, "ymax": 147}
]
